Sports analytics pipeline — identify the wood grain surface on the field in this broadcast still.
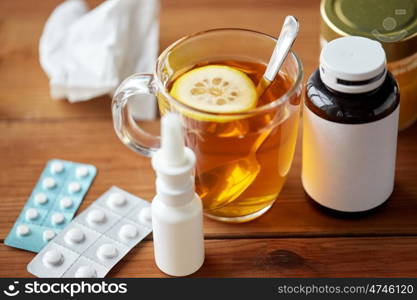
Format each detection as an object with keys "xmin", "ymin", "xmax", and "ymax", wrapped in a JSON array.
[
  {"xmin": 0, "ymin": 0, "xmax": 416, "ymax": 277},
  {"xmin": 2, "ymin": 237, "xmax": 417, "ymax": 278}
]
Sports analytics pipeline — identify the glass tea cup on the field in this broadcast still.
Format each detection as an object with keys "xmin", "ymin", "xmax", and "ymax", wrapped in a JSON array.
[{"xmin": 112, "ymin": 29, "xmax": 303, "ymax": 223}]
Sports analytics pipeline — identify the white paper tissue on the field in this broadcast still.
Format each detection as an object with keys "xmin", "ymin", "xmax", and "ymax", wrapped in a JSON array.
[{"xmin": 40, "ymin": 0, "xmax": 159, "ymax": 120}]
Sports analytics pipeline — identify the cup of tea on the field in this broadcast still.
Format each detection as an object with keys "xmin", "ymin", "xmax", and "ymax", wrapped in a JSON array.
[{"xmin": 112, "ymin": 28, "xmax": 303, "ymax": 222}]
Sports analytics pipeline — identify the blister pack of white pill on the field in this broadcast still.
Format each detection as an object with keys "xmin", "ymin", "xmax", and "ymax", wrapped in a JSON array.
[
  {"xmin": 27, "ymin": 186, "xmax": 152, "ymax": 278},
  {"xmin": 5, "ymin": 159, "xmax": 96, "ymax": 252}
]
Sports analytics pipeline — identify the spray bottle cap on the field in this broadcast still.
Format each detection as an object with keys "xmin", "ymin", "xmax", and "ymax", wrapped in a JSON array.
[{"xmin": 151, "ymin": 113, "xmax": 196, "ymax": 206}]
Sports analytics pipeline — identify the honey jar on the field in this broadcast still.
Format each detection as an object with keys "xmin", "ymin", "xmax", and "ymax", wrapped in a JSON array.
[{"xmin": 320, "ymin": 0, "xmax": 417, "ymax": 130}]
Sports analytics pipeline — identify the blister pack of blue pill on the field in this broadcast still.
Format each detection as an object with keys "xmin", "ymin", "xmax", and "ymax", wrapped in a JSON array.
[
  {"xmin": 5, "ymin": 159, "xmax": 97, "ymax": 252},
  {"xmin": 27, "ymin": 186, "xmax": 152, "ymax": 278}
]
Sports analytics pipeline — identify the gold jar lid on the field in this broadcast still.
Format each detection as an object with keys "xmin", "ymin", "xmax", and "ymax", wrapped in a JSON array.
[{"xmin": 321, "ymin": 0, "xmax": 417, "ymax": 62}]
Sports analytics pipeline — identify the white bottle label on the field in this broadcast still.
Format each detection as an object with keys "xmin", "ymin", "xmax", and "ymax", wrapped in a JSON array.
[{"xmin": 302, "ymin": 104, "xmax": 399, "ymax": 212}]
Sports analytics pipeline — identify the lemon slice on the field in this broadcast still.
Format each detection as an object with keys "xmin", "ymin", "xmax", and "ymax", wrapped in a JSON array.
[{"xmin": 170, "ymin": 65, "xmax": 257, "ymax": 115}]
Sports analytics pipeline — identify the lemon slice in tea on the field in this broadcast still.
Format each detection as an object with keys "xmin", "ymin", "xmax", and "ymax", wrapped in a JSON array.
[{"xmin": 170, "ymin": 65, "xmax": 258, "ymax": 114}]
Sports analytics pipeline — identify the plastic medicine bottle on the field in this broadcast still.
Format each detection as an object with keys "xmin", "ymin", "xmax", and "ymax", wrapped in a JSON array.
[
  {"xmin": 302, "ymin": 36, "xmax": 400, "ymax": 212},
  {"xmin": 151, "ymin": 113, "xmax": 205, "ymax": 276}
]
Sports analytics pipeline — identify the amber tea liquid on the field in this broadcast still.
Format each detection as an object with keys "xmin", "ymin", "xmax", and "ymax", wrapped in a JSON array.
[{"xmin": 160, "ymin": 60, "xmax": 300, "ymax": 221}]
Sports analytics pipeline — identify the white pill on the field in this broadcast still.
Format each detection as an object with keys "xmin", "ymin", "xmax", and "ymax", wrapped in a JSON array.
[
  {"xmin": 119, "ymin": 224, "xmax": 138, "ymax": 241},
  {"xmin": 34, "ymin": 193, "xmax": 48, "ymax": 205},
  {"xmin": 87, "ymin": 209, "xmax": 106, "ymax": 225},
  {"xmin": 16, "ymin": 224, "xmax": 30, "ymax": 236},
  {"xmin": 43, "ymin": 177, "xmax": 56, "ymax": 189},
  {"xmin": 25, "ymin": 208, "xmax": 39, "ymax": 221},
  {"xmin": 74, "ymin": 266, "xmax": 97, "ymax": 278},
  {"xmin": 60, "ymin": 197, "xmax": 73, "ymax": 209},
  {"xmin": 138, "ymin": 207, "xmax": 152, "ymax": 226},
  {"xmin": 43, "ymin": 230, "xmax": 56, "ymax": 242},
  {"xmin": 107, "ymin": 192, "xmax": 126, "ymax": 208},
  {"xmin": 68, "ymin": 182, "xmax": 81, "ymax": 193},
  {"xmin": 43, "ymin": 250, "xmax": 63, "ymax": 267},
  {"xmin": 97, "ymin": 244, "xmax": 118, "ymax": 260},
  {"xmin": 51, "ymin": 213, "xmax": 65, "ymax": 225},
  {"xmin": 76, "ymin": 166, "xmax": 89, "ymax": 178},
  {"xmin": 65, "ymin": 228, "xmax": 85, "ymax": 245},
  {"xmin": 51, "ymin": 162, "xmax": 64, "ymax": 174}
]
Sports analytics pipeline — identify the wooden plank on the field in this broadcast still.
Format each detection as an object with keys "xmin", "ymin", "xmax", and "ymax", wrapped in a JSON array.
[
  {"xmin": 1, "ymin": 120, "xmax": 416, "ymax": 239},
  {"xmin": 158, "ymin": 0, "xmax": 320, "ymax": 75},
  {"xmin": 0, "ymin": 0, "xmax": 320, "ymax": 120},
  {"xmin": 1, "ymin": 236, "xmax": 417, "ymax": 277}
]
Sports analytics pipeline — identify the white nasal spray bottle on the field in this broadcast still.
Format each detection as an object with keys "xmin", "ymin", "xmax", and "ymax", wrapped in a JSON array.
[{"xmin": 151, "ymin": 113, "xmax": 205, "ymax": 276}]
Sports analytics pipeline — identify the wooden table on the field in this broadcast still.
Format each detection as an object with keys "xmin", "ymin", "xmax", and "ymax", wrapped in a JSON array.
[{"xmin": 1, "ymin": 0, "xmax": 416, "ymax": 277}]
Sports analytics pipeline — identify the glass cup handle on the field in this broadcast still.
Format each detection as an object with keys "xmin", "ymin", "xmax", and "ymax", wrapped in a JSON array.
[{"xmin": 112, "ymin": 73, "xmax": 160, "ymax": 157}]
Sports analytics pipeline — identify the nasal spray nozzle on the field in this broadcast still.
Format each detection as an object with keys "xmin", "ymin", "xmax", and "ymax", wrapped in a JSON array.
[
  {"xmin": 151, "ymin": 113, "xmax": 205, "ymax": 277},
  {"xmin": 159, "ymin": 113, "xmax": 187, "ymax": 167},
  {"xmin": 152, "ymin": 113, "xmax": 196, "ymax": 207}
]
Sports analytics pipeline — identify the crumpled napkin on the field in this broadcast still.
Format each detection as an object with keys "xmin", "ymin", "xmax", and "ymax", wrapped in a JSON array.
[{"xmin": 39, "ymin": 0, "xmax": 159, "ymax": 120}]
